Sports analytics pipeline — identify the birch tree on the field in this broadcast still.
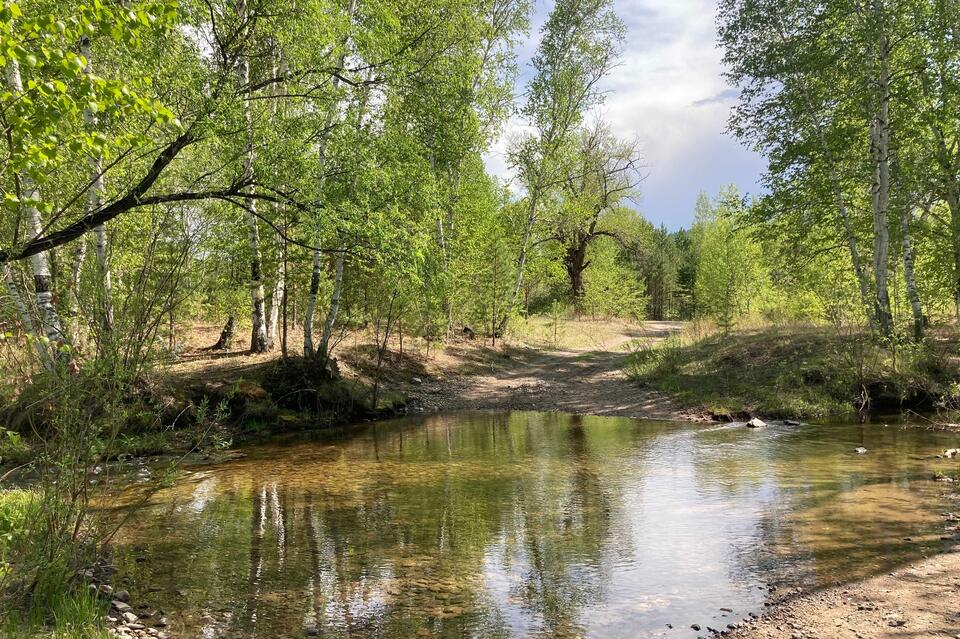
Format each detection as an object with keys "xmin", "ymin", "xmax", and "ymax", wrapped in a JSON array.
[{"xmin": 500, "ymin": 0, "xmax": 623, "ymax": 332}]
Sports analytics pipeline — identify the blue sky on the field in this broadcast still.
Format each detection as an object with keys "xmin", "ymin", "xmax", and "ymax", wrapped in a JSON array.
[{"xmin": 483, "ymin": 0, "xmax": 767, "ymax": 231}]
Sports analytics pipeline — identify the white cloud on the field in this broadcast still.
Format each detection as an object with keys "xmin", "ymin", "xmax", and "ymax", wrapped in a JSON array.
[{"xmin": 484, "ymin": 0, "xmax": 765, "ymax": 229}]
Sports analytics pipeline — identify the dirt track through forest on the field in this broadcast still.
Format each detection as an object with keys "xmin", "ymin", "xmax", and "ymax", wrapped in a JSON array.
[{"xmin": 405, "ymin": 320, "xmax": 696, "ymax": 420}]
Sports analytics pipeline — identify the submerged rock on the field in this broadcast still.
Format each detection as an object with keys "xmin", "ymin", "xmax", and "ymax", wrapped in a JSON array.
[{"xmin": 854, "ymin": 447, "xmax": 868, "ymax": 454}]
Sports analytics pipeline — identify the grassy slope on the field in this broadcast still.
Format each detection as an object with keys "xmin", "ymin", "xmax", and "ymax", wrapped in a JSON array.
[{"xmin": 625, "ymin": 325, "xmax": 960, "ymax": 420}]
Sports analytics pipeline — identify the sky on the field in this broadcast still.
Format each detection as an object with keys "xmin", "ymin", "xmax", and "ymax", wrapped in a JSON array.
[{"xmin": 482, "ymin": 0, "xmax": 767, "ymax": 231}]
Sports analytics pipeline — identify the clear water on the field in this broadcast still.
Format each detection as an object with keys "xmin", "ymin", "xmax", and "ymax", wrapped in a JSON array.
[{"xmin": 109, "ymin": 412, "xmax": 960, "ymax": 638}]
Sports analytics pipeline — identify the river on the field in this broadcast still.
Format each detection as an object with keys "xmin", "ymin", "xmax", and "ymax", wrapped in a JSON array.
[{"xmin": 109, "ymin": 412, "xmax": 960, "ymax": 638}]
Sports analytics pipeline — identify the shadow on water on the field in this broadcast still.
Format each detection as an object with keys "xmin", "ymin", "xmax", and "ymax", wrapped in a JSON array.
[{"xmin": 104, "ymin": 412, "xmax": 960, "ymax": 639}]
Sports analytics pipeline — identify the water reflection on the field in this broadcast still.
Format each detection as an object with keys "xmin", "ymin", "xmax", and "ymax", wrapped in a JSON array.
[{"xmin": 110, "ymin": 412, "xmax": 959, "ymax": 638}]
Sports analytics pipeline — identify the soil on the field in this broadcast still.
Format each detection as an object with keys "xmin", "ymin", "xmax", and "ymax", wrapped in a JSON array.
[
  {"xmin": 398, "ymin": 319, "xmax": 701, "ymax": 420},
  {"xmin": 727, "ymin": 544, "xmax": 960, "ymax": 639}
]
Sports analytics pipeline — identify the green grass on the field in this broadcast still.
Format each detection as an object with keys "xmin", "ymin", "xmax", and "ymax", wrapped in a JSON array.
[
  {"xmin": 2, "ymin": 590, "xmax": 110, "ymax": 639},
  {"xmin": 625, "ymin": 326, "xmax": 958, "ymax": 420},
  {"xmin": 0, "ymin": 490, "xmax": 110, "ymax": 639}
]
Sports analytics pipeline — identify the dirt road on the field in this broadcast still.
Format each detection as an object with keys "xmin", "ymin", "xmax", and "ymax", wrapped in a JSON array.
[{"xmin": 404, "ymin": 320, "xmax": 698, "ymax": 420}]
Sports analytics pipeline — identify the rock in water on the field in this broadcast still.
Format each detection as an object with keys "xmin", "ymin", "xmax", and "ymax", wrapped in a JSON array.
[
  {"xmin": 943, "ymin": 448, "xmax": 960, "ymax": 459},
  {"xmin": 746, "ymin": 418, "xmax": 766, "ymax": 428},
  {"xmin": 784, "ymin": 419, "xmax": 801, "ymax": 426},
  {"xmin": 854, "ymin": 447, "xmax": 868, "ymax": 454}
]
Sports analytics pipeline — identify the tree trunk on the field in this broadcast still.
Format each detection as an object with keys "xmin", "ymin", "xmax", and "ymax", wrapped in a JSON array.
[
  {"xmin": 564, "ymin": 239, "xmax": 589, "ymax": 312},
  {"xmin": 303, "ymin": 0, "xmax": 357, "ymax": 357},
  {"xmin": 317, "ymin": 245, "xmax": 345, "ymax": 361},
  {"xmin": 786, "ymin": 28, "xmax": 875, "ymax": 326},
  {"xmin": 6, "ymin": 58, "xmax": 65, "ymax": 355},
  {"xmin": 265, "ymin": 51, "xmax": 285, "ymax": 350},
  {"xmin": 68, "ymin": 238, "xmax": 87, "ymax": 331},
  {"xmin": 237, "ymin": 2, "xmax": 268, "ymax": 354},
  {"xmin": 870, "ymin": 33, "xmax": 893, "ymax": 338},
  {"xmin": 80, "ymin": 36, "xmax": 113, "ymax": 336},
  {"xmin": 900, "ymin": 208, "xmax": 923, "ymax": 340},
  {"xmin": 3, "ymin": 264, "xmax": 48, "ymax": 362},
  {"xmin": 267, "ymin": 261, "xmax": 283, "ymax": 348},
  {"xmin": 945, "ymin": 189, "xmax": 960, "ymax": 324},
  {"xmin": 304, "ymin": 248, "xmax": 321, "ymax": 356},
  {"xmin": 210, "ymin": 316, "xmax": 236, "ymax": 351},
  {"xmin": 500, "ymin": 195, "xmax": 539, "ymax": 334}
]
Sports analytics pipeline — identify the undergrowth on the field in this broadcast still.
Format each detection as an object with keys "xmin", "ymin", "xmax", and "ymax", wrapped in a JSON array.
[{"xmin": 625, "ymin": 324, "xmax": 959, "ymax": 420}]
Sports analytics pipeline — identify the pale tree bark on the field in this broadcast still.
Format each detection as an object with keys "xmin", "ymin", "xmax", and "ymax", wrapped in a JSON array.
[
  {"xmin": 772, "ymin": 17, "xmax": 876, "ymax": 327},
  {"xmin": 238, "ymin": 0, "xmax": 268, "ymax": 354},
  {"xmin": 80, "ymin": 36, "xmax": 113, "ymax": 336},
  {"xmin": 900, "ymin": 208, "xmax": 923, "ymax": 340},
  {"xmin": 303, "ymin": 0, "xmax": 357, "ymax": 357},
  {"xmin": 5, "ymin": 58, "xmax": 65, "ymax": 353},
  {"xmin": 317, "ymin": 244, "xmax": 345, "ymax": 361},
  {"xmin": 268, "ymin": 263, "xmax": 284, "ymax": 348},
  {"xmin": 947, "ymin": 190, "xmax": 960, "ymax": 323},
  {"xmin": 3, "ymin": 264, "xmax": 49, "ymax": 363},
  {"xmin": 499, "ymin": 193, "xmax": 539, "ymax": 334},
  {"xmin": 303, "ymin": 247, "xmax": 322, "ymax": 356},
  {"xmin": 869, "ymin": 31, "xmax": 893, "ymax": 338},
  {"xmin": 68, "ymin": 238, "xmax": 87, "ymax": 327},
  {"xmin": 265, "ymin": 54, "xmax": 286, "ymax": 349},
  {"xmin": 931, "ymin": 125, "xmax": 960, "ymax": 323}
]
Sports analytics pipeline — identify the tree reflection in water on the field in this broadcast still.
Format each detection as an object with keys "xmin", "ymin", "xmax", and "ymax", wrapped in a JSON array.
[{"xmin": 109, "ymin": 412, "xmax": 957, "ymax": 639}]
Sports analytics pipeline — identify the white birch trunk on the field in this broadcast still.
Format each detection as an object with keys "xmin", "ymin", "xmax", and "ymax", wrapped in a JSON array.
[
  {"xmin": 303, "ymin": 248, "xmax": 322, "ymax": 356},
  {"xmin": 268, "ymin": 262, "xmax": 284, "ymax": 347},
  {"xmin": 870, "ymin": 31, "xmax": 893, "ymax": 337},
  {"xmin": 499, "ymin": 194, "xmax": 538, "ymax": 334},
  {"xmin": 5, "ymin": 57, "xmax": 65, "ymax": 351},
  {"xmin": 317, "ymin": 245, "xmax": 345, "ymax": 360},
  {"xmin": 900, "ymin": 208, "xmax": 923, "ymax": 339},
  {"xmin": 304, "ymin": 0, "xmax": 357, "ymax": 356},
  {"xmin": 265, "ymin": 54, "xmax": 285, "ymax": 349},
  {"xmin": 238, "ymin": 0, "xmax": 268, "ymax": 353},
  {"xmin": 80, "ymin": 36, "xmax": 113, "ymax": 335},
  {"xmin": 3, "ymin": 264, "xmax": 49, "ymax": 363},
  {"xmin": 68, "ymin": 238, "xmax": 87, "ymax": 329}
]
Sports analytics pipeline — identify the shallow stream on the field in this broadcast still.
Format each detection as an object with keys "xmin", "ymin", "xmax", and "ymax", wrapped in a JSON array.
[{"xmin": 110, "ymin": 412, "xmax": 960, "ymax": 638}]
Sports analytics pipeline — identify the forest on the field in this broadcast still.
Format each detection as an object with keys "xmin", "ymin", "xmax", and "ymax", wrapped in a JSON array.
[{"xmin": 1, "ymin": 0, "xmax": 960, "ymax": 638}]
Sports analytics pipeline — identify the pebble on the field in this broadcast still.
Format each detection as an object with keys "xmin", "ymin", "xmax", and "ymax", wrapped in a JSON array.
[
  {"xmin": 114, "ymin": 589, "xmax": 131, "ymax": 603},
  {"xmin": 121, "ymin": 612, "xmax": 138, "ymax": 624},
  {"xmin": 113, "ymin": 601, "xmax": 133, "ymax": 613},
  {"xmin": 691, "ymin": 624, "xmax": 701, "ymax": 631}
]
